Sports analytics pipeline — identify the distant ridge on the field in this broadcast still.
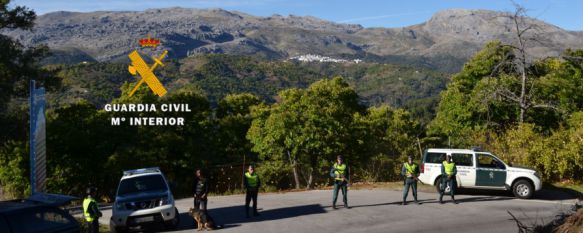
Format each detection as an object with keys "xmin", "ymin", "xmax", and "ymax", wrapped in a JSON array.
[{"xmin": 3, "ymin": 8, "xmax": 582, "ymax": 72}]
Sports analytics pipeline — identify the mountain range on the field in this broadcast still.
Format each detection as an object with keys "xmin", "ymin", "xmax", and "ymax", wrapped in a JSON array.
[{"xmin": 3, "ymin": 8, "xmax": 583, "ymax": 72}]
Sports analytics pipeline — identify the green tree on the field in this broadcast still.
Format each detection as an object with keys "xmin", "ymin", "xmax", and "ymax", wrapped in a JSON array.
[
  {"xmin": 430, "ymin": 41, "xmax": 513, "ymax": 145},
  {"xmin": 248, "ymin": 77, "xmax": 363, "ymax": 189},
  {"xmin": 0, "ymin": 140, "xmax": 30, "ymax": 199},
  {"xmin": 0, "ymin": 0, "xmax": 59, "ymax": 143},
  {"xmin": 353, "ymin": 105, "xmax": 419, "ymax": 181},
  {"xmin": 216, "ymin": 93, "xmax": 261, "ymax": 164}
]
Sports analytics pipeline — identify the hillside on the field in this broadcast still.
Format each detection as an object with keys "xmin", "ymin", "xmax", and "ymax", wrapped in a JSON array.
[
  {"xmin": 50, "ymin": 54, "xmax": 448, "ymax": 122},
  {"xmin": 3, "ymin": 8, "xmax": 582, "ymax": 72}
]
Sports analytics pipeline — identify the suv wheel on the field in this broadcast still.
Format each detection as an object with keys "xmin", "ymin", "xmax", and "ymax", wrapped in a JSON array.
[
  {"xmin": 164, "ymin": 207, "xmax": 180, "ymax": 229},
  {"xmin": 512, "ymin": 180, "xmax": 533, "ymax": 199},
  {"xmin": 435, "ymin": 177, "xmax": 451, "ymax": 194},
  {"xmin": 110, "ymin": 225, "xmax": 127, "ymax": 233}
]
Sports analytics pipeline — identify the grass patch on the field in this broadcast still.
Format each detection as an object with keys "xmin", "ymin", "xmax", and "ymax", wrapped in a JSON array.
[{"xmin": 546, "ymin": 182, "xmax": 583, "ymax": 199}]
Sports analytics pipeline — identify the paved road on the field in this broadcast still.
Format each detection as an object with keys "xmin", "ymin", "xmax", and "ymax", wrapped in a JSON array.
[{"xmin": 101, "ymin": 188, "xmax": 578, "ymax": 233}]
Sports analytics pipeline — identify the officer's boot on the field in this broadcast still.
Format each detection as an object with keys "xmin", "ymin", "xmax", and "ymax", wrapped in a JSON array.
[
  {"xmin": 333, "ymin": 201, "xmax": 337, "ymax": 209},
  {"xmin": 439, "ymin": 194, "xmax": 444, "ymax": 204},
  {"xmin": 344, "ymin": 202, "xmax": 349, "ymax": 209},
  {"xmin": 402, "ymin": 199, "xmax": 407, "ymax": 205},
  {"xmin": 414, "ymin": 196, "xmax": 419, "ymax": 205},
  {"xmin": 245, "ymin": 206, "xmax": 250, "ymax": 218},
  {"xmin": 452, "ymin": 196, "xmax": 458, "ymax": 204}
]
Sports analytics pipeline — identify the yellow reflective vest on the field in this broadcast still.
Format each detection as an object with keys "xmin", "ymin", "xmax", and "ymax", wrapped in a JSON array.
[
  {"xmin": 333, "ymin": 163, "xmax": 347, "ymax": 181},
  {"xmin": 83, "ymin": 197, "xmax": 97, "ymax": 222},
  {"xmin": 443, "ymin": 161, "xmax": 456, "ymax": 176}
]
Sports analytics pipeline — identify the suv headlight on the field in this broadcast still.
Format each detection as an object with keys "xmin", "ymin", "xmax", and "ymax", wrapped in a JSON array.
[{"xmin": 159, "ymin": 197, "xmax": 169, "ymax": 206}]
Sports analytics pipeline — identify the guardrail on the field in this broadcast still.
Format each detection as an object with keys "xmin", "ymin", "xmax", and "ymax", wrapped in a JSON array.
[{"xmin": 66, "ymin": 203, "xmax": 112, "ymax": 215}]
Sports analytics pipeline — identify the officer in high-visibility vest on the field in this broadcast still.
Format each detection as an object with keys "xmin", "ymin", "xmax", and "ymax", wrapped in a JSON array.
[
  {"xmin": 439, "ymin": 155, "xmax": 458, "ymax": 204},
  {"xmin": 83, "ymin": 187, "xmax": 102, "ymax": 233},
  {"xmin": 401, "ymin": 156, "xmax": 420, "ymax": 205},
  {"xmin": 330, "ymin": 155, "xmax": 350, "ymax": 209},
  {"xmin": 244, "ymin": 165, "xmax": 261, "ymax": 218}
]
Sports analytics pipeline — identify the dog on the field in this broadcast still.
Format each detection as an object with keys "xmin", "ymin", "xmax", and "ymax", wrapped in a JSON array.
[{"xmin": 189, "ymin": 208, "xmax": 217, "ymax": 231}]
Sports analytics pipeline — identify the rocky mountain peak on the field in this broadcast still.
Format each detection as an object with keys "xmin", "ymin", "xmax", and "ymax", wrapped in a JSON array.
[{"xmin": 2, "ymin": 8, "xmax": 581, "ymax": 72}]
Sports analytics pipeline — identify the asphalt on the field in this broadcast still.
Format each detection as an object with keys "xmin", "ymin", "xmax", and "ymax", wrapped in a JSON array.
[{"xmin": 100, "ymin": 188, "xmax": 579, "ymax": 233}]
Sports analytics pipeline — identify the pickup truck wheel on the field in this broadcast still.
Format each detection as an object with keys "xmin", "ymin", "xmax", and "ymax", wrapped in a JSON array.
[
  {"xmin": 512, "ymin": 180, "xmax": 533, "ymax": 199},
  {"xmin": 110, "ymin": 225, "xmax": 127, "ymax": 233}
]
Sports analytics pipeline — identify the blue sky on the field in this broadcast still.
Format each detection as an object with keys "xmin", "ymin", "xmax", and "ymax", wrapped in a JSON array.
[{"xmin": 10, "ymin": 0, "xmax": 583, "ymax": 30}]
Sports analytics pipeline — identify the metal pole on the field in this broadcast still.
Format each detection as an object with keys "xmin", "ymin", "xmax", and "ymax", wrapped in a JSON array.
[
  {"xmin": 29, "ymin": 80, "xmax": 35, "ymax": 195},
  {"xmin": 242, "ymin": 154, "xmax": 246, "ymax": 189}
]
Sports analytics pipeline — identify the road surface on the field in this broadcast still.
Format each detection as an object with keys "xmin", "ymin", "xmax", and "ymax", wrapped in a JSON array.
[{"xmin": 100, "ymin": 188, "xmax": 578, "ymax": 233}]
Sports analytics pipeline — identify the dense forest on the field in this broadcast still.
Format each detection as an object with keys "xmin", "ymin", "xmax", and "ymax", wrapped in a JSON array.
[
  {"xmin": 0, "ymin": 0, "xmax": 582, "ymax": 200},
  {"xmin": 46, "ymin": 55, "xmax": 448, "ymax": 123}
]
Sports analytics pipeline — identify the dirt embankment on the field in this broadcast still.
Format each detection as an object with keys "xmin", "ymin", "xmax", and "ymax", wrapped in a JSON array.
[{"xmin": 554, "ymin": 206, "xmax": 583, "ymax": 233}]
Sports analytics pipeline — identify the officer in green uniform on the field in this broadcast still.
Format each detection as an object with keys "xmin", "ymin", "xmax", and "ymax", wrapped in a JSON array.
[
  {"xmin": 330, "ymin": 155, "xmax": 350, "ymax": 209},
  {"xmin": 83, "ymin": 187, "xmax": 102, "ymax": 233},
  {"xmin": 244, "ymin": 165, "xmax": 261, "ymax": 218},
  {"xmin": 439, "ymin": 154, "xmax": 458, "ymax": 204},
  {"xmin": 401, "ymin": 156, "xmax": 420, "ymax": 205}
]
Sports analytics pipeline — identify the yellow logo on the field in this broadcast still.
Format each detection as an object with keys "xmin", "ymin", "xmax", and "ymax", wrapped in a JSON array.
[{"xmin": 127, "ymin": 34, "xmax": 168, "ymax": 97}]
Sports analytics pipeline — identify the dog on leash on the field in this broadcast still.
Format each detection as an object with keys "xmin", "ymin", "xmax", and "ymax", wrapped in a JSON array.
[{"xmin": 189, "ymin": 208, "xmax": 218, "ymax": 231}]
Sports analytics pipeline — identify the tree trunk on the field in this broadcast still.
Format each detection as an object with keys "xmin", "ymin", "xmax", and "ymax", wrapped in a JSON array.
[
  {"xmin": 518, "ymin": 50, "xmax": 527, "ymax": 123},
  {"xmin": 306, "ymin": 167, "xmax": 314, "ymax": 190},
  {"xmin": 292, "ymin": 161, "xmax": 301, "ymax": 190},
  {"xmin": 287, "ymin": 150, "xmax": 301, "ymax": 189},
  {"xmin": 514, "ymin": 10, "xmax": 528, "ymax": 124}
]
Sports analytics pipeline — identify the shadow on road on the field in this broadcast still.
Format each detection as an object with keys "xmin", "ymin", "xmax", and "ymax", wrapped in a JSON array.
[
  {"xmin": 421, "ymin": 195, "xmax": 514, "ymax": 204},
  {"xmin": 454, "ymin": 187, "xmax": 580, "ymax": 201},
  {"xmin": 129, "ymin": 212, "xmax": 201, "ymax": 232},
  {"xmin": 344, "ymin": 199, "xmax": 434, "ymax": 208},
  {"xmin": 208, "ymin": 204, "xmax": 327, "ymax": 228}
]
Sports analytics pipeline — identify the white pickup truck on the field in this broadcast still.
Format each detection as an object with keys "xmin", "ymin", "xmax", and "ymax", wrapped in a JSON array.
[{"xmin": 417, "ymin": 148, "xmax": 542, "ymax": 199}]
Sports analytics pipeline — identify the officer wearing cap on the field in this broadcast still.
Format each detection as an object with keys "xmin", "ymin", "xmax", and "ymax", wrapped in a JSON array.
[
  {"xmin": 439, "ymin": 154, "xmax": 458, "ymax": 204},
  {"xmin": 83, "ymin": 187, "xmax": 102, "ymax": 233},
  {"xmin": 401, "ymin": 156, "xmax": 420, "ymax": 205},
  {"xmin": 330, "ymin": 155, "xmax": 350, "ymax": 209}
]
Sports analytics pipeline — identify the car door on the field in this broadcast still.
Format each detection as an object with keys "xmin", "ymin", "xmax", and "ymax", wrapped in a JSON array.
[
  {"xmin": 0, "ymin": 215, "xmax": 11, "ymax": 233},
  {"xmin": 475, "ymin": 153, "xmax": 507, "ymax": 187},
  {"xmin": 451, "ymin": 153, "xmax": 475, "ymax": 187}
]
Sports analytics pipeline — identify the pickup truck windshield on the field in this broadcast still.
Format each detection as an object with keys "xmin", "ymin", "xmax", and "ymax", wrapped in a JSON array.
[{"xmin": 117, "ymin": 174, "xmax": 168, "ymax": 196}]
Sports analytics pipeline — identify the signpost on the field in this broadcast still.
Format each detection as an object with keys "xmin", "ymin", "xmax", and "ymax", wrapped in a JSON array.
[{"xmin": 29, "ymin": 80, "xmax": 46, "ymax": 194}]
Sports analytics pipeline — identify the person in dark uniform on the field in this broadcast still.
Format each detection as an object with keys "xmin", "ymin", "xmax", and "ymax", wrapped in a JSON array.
[
  {"xmin": 193, "ymin": 169, "xmax": 209, "ymax": 212},
  {"xmin": 83, "ymin": 187, "xmax": 102, "ymax": 233},
  {"xmin": 401, "ymin": 156, "xmax": 420, "ymax": 205},
  {"xmin": 244, "ymin": 165, "xmax": 261, "ymax": 218},
  {"xmin": 439, "ymin": 154, "xmax": 458, "ymax": 204},
  {"xmin": 330, "ymin": 155, "xmax": 350, "ymax": 209}
]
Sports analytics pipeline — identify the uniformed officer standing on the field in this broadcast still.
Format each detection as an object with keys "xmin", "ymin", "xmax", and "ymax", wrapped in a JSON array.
[
  {"xmin": 83, "ymin": 187, "xmax": 102, "ymax": 233},
  {"xmin": 330, "ymin": 155, "xmax": 350, "ymax": 209},
  {"xmin": 439, "ymin": 154, "xmax": 458, "ymax": 204},
  {"xmin": 244, "ymin": 165, "xmax": 261, "ymax": 218},
  {"xmin": 401, "ymin": 156, "xmax": 420, "ymax": 205},
  {"xmin": 193, "ymin": 169, "xmax": 209, "ymax": 212}
]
